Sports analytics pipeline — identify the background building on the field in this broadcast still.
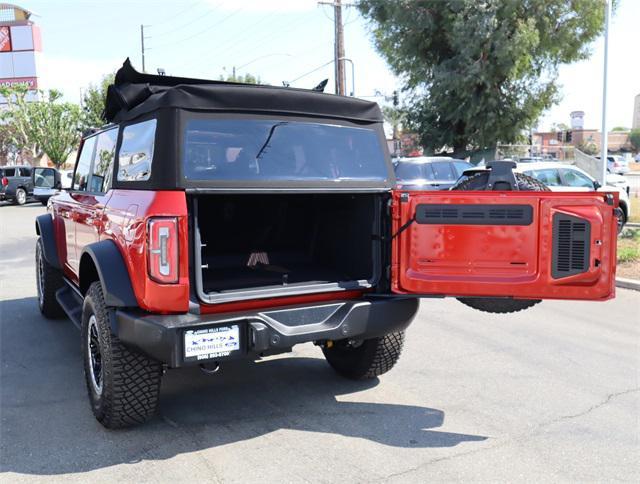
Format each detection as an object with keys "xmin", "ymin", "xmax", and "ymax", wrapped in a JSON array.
[{"xmin": 0, "ymin": 3, "xmax": 42, "ymax": 103}]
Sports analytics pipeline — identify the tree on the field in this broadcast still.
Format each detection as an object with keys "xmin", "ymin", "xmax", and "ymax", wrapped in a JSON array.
[
  {"xmin": 219, "ymin": 70, "xmax": 261, "ymax": 84},
  {"xmin": 31, "ymin": 91, "xmax": 82, "ymax": 167},
  {"xmin": 611, "ymin": 126, "xmax": 628, "ymax": 132},
  {"xmin": 81, "ymin": 73, "xmax": 115, "ymax": 129},
  {"xmin": 359, "ymin": 0, "xmax": 612, "ymax": 154},
  {"xmin": 0, "ymin": 86, "xmax": 81, "ymax": 167},
  {"xmin": 0, "ymin": 85, "xmax": 41, "ymax": 161},
  {"xmin": 630, "ymin": 129, "xmax": 640, "ymax": 151}
]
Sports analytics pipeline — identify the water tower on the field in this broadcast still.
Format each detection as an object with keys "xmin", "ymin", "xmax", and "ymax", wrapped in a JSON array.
[
  {"xmin": 0, "ymin": 3, "xmax": 42, "ymax": 103},
  {"xmin": 570, "ymin": 111, "xmax": 585, "ymax": 130}
]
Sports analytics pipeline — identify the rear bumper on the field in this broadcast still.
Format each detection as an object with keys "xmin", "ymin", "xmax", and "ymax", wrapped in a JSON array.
[{"xmin": 115, "ymin": 297, "xmax": 420, "ymax": 368}]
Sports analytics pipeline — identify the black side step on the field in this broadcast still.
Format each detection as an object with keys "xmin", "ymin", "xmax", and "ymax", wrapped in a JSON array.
[{"xmin": 56, "ymin": 284, "xmax": 84, "ymax": 329}]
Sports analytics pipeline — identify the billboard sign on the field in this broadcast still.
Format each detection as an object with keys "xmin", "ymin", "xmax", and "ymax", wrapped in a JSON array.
[
  {"xmin": 0, "ymin": 77, "xmax": 37, "ymax": 89},
  {"xmin": 0, "ymin": 26, "xmax": 11, "ymax": 52}
]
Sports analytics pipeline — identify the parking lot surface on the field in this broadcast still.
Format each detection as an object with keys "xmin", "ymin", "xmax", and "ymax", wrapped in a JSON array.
[{"xmin": 1, "ymin": 204, "xmax": 639, "ymax": 482}]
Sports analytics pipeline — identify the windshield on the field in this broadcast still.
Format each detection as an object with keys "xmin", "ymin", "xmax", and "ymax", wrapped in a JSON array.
[{"xmin": 182, "ymin": 119, "xmax": 389, "ymax": 181}]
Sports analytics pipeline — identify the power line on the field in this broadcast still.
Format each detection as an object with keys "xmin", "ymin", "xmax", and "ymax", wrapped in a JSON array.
[
  {"xmin": 220, "ymin": 12, "xmax": 318, "ymax": 66},
  {"xmin": 151, "ymin": 6, "xmax": 245, "ymax": 50},
  {"xmin": 176, "ymin": 11, "xmax": 317, "ymax": 76},
  {"xmin": 150, "ymin": 0, "xmax": 206, "ymax": 28}
]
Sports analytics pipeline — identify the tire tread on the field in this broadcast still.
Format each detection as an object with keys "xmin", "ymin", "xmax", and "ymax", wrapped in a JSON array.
[{"xmin": 83, "ymin": 282, "xmax": 162, "ymax": 429}]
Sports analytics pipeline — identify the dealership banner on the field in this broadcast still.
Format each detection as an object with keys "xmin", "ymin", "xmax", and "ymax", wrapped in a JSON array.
[{"xmin": 0, "ymin": 77, "xmax": 37, "ymax": 89}]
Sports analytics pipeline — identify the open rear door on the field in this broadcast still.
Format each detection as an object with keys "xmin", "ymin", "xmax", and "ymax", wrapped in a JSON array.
[{"xmin": 391, "ymin": 190, "xmax": 617, "ymax": 301}]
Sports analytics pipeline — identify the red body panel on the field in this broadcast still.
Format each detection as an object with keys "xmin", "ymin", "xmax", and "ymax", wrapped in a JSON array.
[
  {"xmin": 391, "ymin": 190, "xmax": 617, "ymax": 301},
  {"xmin": 53, "ymin": 189, "xmax": 190, "ymax": 313},
  {"xmin": 102, "ymin": 190, "xmax": 190, "ymax": 313}
]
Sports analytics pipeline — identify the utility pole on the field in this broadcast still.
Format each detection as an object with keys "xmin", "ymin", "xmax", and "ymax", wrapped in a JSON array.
[
  {"xmin": 319, "ymin": 1, "xmax": 347, "ymax": 95},
  {"xmin": 599, "ymin": 0, "xmax": 611, "ymax": 185},
  {"xmin": 140, "ymin": 24, "xmax": 151, "ymax": 73},
  {"xmin": 334, "ymin": 0, "xmax": 345, "ymax": 96}
]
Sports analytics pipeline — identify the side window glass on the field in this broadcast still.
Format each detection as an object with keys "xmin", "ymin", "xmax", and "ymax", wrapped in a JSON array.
[
  {"xmin": 453, "ymin": 161, "xmax": 471, "ymax": 176},
  {"xmin": 431, "ymin": 162, "xmax": 455, "ymax": 180},
  {"xmin": 117, "ymin": 119, "xmax": 157, "ymax": 182},
  {"xmin": 73, "ymin": 137, "xmax": 96, "ymax": 191},
  {"xmin": 531, "ymin": 169, "xmax": 561, "ymax": 186},
  {"xmin": 561, "ymin": 169, "xmax": 593, "ymax": 188},
  {"xmin": 90, "ymin": 129, "xmax": 118, "ymax": 193}
]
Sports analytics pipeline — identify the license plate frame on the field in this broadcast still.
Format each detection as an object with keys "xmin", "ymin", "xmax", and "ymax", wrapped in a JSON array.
[{"xmin": 183, "ymin": 324, "xmax": 244, "ymax": 363}]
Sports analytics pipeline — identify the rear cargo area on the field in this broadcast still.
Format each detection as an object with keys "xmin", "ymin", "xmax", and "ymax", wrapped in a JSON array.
[{"xmin": 193, "ymin": 193, "xmax": 382, "ymax": 302}]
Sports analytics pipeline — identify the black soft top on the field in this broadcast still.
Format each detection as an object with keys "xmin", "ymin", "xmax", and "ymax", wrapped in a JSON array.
[{"xmin": 105, "ymin": 59, "xmax": 383, "ymax": 124}]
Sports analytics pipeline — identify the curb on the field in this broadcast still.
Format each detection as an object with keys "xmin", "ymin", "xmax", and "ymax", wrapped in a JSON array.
[
  {"xmin": 626, "ymin": 223, "xmax": 640, "ymax": 228},
  {"xmin": 616, "ymin": 277, "xmax": 640, "ymax": 291}
]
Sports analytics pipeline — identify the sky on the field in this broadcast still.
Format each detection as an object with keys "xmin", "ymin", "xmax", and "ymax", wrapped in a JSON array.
[{"xmin": 26, "ymin": 0, "xmax": 640, "ymax": 132}]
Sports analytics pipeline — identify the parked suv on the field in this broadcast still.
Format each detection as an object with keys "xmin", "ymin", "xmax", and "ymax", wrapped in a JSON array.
[
  {"xmin": 1, "ymin": 165, "xmax": 34, "ymax": 204},
  {"xmin": 393, "ymin": 156, "xmax": 472, "ymax": 190},
  {"xmin": 35, "ymin": 60, "xmax": 619, "ymax": 429}
]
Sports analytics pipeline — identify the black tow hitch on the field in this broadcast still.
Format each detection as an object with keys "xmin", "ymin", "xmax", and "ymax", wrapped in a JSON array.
[{"xmin": 485, "ymin": 161, "xmax": 519, "ymax": 190}]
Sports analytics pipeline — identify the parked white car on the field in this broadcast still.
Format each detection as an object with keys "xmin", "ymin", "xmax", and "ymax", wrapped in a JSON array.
[
  {"xmin": 516, "ymin": 162, "xmax": 631, "ymax": 231},
  {"xmin": 596, "ymin": 155, "xmax": 630, "ymax": 175}
]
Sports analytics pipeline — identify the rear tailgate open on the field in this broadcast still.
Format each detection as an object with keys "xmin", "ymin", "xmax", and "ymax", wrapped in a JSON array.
[{"xmin": 391, "ymin": 191, "xmax": 618, "ymax": 301}]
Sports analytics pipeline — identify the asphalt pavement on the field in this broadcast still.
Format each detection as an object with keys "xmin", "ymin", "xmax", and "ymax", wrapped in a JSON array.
[{"xmin": 1, "ymin": 203, "xmax": 639, "ymax": 483}]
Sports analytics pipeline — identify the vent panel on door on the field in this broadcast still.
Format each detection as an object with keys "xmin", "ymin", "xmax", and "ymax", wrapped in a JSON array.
[
  {"xmin": 416, "ymin": 204, "xmax": 533, "ymax": 225},
  {"xmin": 552, "ymin": 214, "xmax": 591, "ymax": 279}
]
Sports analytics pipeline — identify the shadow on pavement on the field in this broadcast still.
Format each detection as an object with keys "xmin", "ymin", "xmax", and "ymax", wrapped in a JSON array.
[{"xmin": 0, "ymin": 297, "xmax": 487, "ymax": 476}]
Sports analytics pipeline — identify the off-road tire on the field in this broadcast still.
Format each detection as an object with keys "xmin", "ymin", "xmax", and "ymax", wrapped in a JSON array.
[
  {"xmin": 617, "ymin": 207, "xmax": 626, "ymax": 234},
  {"xmin": 322, "ymin": 331, "xmax": 405, "ymax": 380},
  {"xmin": 14, "ymin": 187, "xmax": 27, "ymax": 205},
  {"xmin": 456, "ymin": 297, "xmax": 541, "ymax": 314},
  {"xmin": 81, "ymin": 281, "xmax": 162, "ymax": 429},
  {"xmin": 35, "ymin": 237, "xmax": 65, "ymax": 318},
  {"xmin": 452, "ymin": 171, "xmax": 550, "ymax": 192},
  {"xmin": 452, "ymin": 170, "xmax": 547, "ymax": 314}
]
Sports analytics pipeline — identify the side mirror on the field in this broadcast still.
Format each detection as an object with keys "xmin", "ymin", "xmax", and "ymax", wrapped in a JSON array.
[
  {"xmin": 54, "ymin": 180, "xmax": 62, "ymax": 190},
  {"xmin": 593, "ymin": 180, "xmax": 601, "ymax": 190}
]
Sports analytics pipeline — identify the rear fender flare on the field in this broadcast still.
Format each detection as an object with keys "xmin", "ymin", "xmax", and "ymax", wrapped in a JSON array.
[
  {"xmin": 35, "ymin": 214, "xmax": 61, "ymax": 269},
  {"xmin": 79, "ymin": 240, "xmax": 138, "ymax": 308}
]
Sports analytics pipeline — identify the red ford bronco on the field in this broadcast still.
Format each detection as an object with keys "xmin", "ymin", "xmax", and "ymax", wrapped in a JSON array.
[{"xmin": 35, "ymin": 60, "xmax": 618, "ymax": 429}]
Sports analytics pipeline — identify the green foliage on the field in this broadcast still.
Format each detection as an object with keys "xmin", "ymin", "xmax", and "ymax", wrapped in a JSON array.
[
  {"xmin": 359, "ymin": 0, "xmax": 611, "ymax": 153},
  {"xmin": 219, "ymin": 71, "xmax": 261, "ymax": 84},
  {"xmin": 617, "ymin": 245, "xmax": 639, "ymax": 264},
  {"xmin": 611, "ymin": 126, "xmax": 628, "ymax": 132},
  {"xmin": 577, "ymin": 141, "xmax": 598, "ymax": 155},
  {"xmin": 629, "ymin": 128, "xmax": 640, "ymax": 151},
  {"xmin": 0, "ymin": 86, "xmax": 81, "ymax": 167},
  {"xmin": 81, "ymin": 73, "xmax": 115, "ymax": 129}
]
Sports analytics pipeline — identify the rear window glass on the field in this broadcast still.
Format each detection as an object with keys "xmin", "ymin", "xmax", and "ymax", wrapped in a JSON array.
[
  {"xmin": 2, "ymin": 168, "xmax": 15, "ymax": 177},
  {"xmin": 394, "ymin": 162, "xmax": 435, "ymax": 181},
  {"xmin": 183, "ymin": 119, "xmax": 388, "ymax": 182}
]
